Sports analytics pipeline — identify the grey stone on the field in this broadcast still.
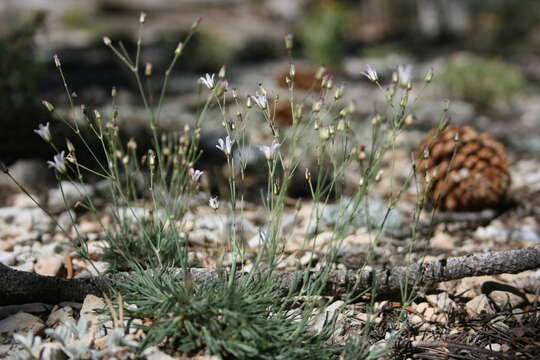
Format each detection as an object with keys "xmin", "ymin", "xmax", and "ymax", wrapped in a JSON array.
[
  {"xmin": 47, "ymin": 307, "xmax": 75, "ymax": 327},
  {"xmin": 0, "ymin": 251, "xmax": 16, "ymax": 266},
  {"xmin": 48, "ymin": 181, "xmax": 94, "ymax": 213},
  {"xmin": 0, "ymin": 312, "xmax": 45, "ymax": 335},
  {"xmin": 0, "ymin": 303, "xmax": 50, "ymax": 320},
  {"xmin": 0, "ymin": 207, "xmax": 51, "ymax": 232},
  {"xmin": 6, "ymin": 159, "xmax": 56, "ymax": 193},
  {"xmin": 34, "ymin": 255, "xmax": 65, "ymax": 277},
  {"xmin": 142, "ymin": 346, "xmax": 175, "ymax": 360}
]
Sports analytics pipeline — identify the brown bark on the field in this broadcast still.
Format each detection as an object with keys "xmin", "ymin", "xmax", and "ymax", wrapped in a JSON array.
[{"xmin": 1, "ymin": 246, "xmax": 539, "ymax": 305}]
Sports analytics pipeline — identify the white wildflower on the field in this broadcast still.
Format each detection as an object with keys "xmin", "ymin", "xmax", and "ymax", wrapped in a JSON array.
[
  {"xmin": 250, "ymin": 92, "xmax": 268, "ymax": 110},
  {"xmin": 200, "ymin": 73, "xmax": 215, "ymax": 89},
  {"xmin": 259, "ymin": 140, "xmax": 280, "ymax": 160},
  {"xmin": 189, "ymin": 168, "xmax": 203, "ymax": 181},
  {"xmin": 216, "ymin": 136, "xmax": 234, "ymax": 156},
  {"xmin": 397, "ymin": 64, "xmax": 413, "ymax": 87},
  {"xmin": 47, "ymin": 151, "xmax": 67, "ymax": 174},
  {"xmin": 361, "ymin": 64, "xmax": 378, "ymax": 82},
  {"xmin": 34, "ymin": 122, "xmax": 51, "ymax": 142},
  {"xmin": 209, "ymin": 196, "xmax": 219, "ymax": 210}
]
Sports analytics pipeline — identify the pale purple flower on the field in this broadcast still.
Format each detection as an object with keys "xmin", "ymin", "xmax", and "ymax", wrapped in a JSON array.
[
  {"xmin": 47, "ymin": 151, "xmax": 67, "ymax": 174},
  {"xmin": 250, "ymin": 92, "xmax": 268, "ymax": 110},
  {"xmin": 189, "ymin": 168, "xmax": 204, "ymax": 182},
  {"xmin": 216, "ymin": 136, "xmax": 234, "ymax": 156},
  {"xmin": 361, "ymin": 64, "xmax": 378, "ymax": 82},
  {"xmin": 200, "ymin": 73, "xmax": 215, "ymax": 89},
  {"xmin": 259, "ymin": 140, "xmax": 280, "ymax": 160},
  {"xmin": 209, "ymin": 196, "xmax": 219, "ymax": 210},
  {"xmin": 397, "ymin": 64, "xmax": 413, "ymax": 87},
  {"xmin": 34, "ymin": 122, "xmax": 51, "ymax": 142}
]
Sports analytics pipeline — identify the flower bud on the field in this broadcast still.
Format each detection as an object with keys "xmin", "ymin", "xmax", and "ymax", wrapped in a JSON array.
[
  {"xmin": 175, "ymin": 42, "xmax": 183, "ymax": 56},
  {"xmin": 145, "ymin": 62, "xmax": 152, "ymax": 77},
  {"xmin": 284, "ymin": 33, "xmax": 293, "ymax": 50},
  {"xmin": 425, "ymin": 68, "xmax": 433, "ymax": 83},
  {"xmin": 192, "ymin": 17, "xmax": 202, "ymax": 30},
  {"xmin": 139, "ymin": 12, "xmax": 146, "ymax": 24},
  {"xmin": 103, "ymin": 36, "xmax": 112, "ymax": 46},
  {"xmin": 315, "ymin": 65, "xmax": 326, "ymax": 81},
  {"xmin": 53, "ymin": 54, "xmax": 61, "ymax": 68},
  {"xmin": 218, "ymin": 64, "xmax": 227, "ymax": 79},
  {"xmin": 41, "ymin": 100, "xmax": 55, "ymax": 112}
]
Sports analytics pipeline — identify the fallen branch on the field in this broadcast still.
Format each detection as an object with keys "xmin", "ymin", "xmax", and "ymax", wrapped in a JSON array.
[{"xmin": 1, "ymin": 246, "xmax": 539, "ymax": 305}]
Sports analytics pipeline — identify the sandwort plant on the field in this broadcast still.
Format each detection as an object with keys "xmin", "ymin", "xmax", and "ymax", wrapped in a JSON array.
[{"xmin": 4, "ymin": 13, "xmax": 452, "ymax": 359}]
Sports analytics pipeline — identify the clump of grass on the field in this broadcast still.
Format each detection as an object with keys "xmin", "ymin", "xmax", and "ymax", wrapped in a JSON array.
[{"xmin": 120, "ymin": 270, "xmax": 339, "ymax": 359}]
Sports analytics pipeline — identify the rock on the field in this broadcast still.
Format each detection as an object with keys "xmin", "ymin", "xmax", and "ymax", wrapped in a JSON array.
[
  {"xmin": 34, "ymin": 255, "xmax": 66, "ymax": 277},
  {"xmin": 430, "ymin": 233, "xmax": 456, "ymax": 250},
  {"xmin": 488, "ymin": 290, "xmax": 525, "ymax": 309},
  {"xmin": 47, "ymin": 307, "xmax": 75, "ymax": 327},
  {"xmin": 12, "ymin": 261, "xmax": 34, "ymax": 272},
  {"xmin": 4, "ymin": 159, "xmax": 56, "ymax": 194},
  {"xmin": 0, "ymin": 312, "xmax": 45, "ymax": 335},
  {"xmin": 486, "ymin": 343, "xmax": 502, "ymax": 352},
  {"xmin": 0, "ymin": 207, "xmax": 51, "ymax": 232},
  {"xmin": 0, "ymin": 344, "xmax": 25, "ymax": 359},
  {"xmin": 426, "ymin": 293, "xmax": 458, "ymax": 311},
  {"xmin": 311, "ymin": 301, "xmax": 344, "ymax": 333},
  {"xmin": 466, "ymin": 295, "xmax": 494, "ymax": 316},
  {"xmin": 11, "ymin": 194, "xmax": 38, "ymax": 208},
  {"xmin": 48, "ymin": 181, "xmax": 94, "ymax": 213},
  {"xmin": 0, "ymin": 251, "xmax": 16, "ymax": 266},
  {"xmin": 0, "ymin": 303, "xmax": 50, "ymax": 320},
  {"xmin": 142, "ymin": 346, "xmax": 175, "ymax": 360},
  {"xmin": 79, "ymin": 295, "xmax": 107, "ymax": 346}
]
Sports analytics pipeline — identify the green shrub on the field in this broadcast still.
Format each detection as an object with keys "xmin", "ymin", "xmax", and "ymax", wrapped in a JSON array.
[{"xmin": 439, "ymin": 57, "xmax": 528, "ymax": 109}]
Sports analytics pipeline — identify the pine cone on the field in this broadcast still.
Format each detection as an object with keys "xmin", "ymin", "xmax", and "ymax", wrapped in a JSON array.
[{"xmin": 417, "ymin": 125, "xmax": 511, "ymax": 211}]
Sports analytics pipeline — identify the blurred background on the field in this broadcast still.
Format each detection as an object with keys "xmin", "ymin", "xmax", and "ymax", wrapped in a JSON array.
[{"xmin": 1, "ymin": 0, "xmax": 540, "ymax": 196}]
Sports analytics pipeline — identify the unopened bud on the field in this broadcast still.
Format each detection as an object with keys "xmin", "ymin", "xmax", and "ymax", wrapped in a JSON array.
[
  {"xmin": 320, "ymin": 126, "xmax": 331, "ymax": 140},
  {"xmin": 293, "ymin": 104, "xmax": 303, "ymax": 124},
  {"xmin": 425, "ymin": 68, "xmax": 433, "ymax": 83},
  {"xmin": 392, "ymin": 71, "xmax": 398, "ymax": 83},
  {"xmin": 103, "ymin": 36, "xmax": 112, "ymax": 46},
  {"xmin": 284, "ymin": 33, "xmax": 294, "ymax": 50},
  {"xmin": 312, "ymin": 98, "xmax": 323, "ymax": 113},
  {"xmin": 191, "ymin": 17, "xmax": 202, "ymax": 30},
  {"xmin": 175, "ymin": 42, "xmax": 183, "ymax": 56},
  {"xmin": 66, "ymin": 139, "xmax": 75, "ymax": 153},
  {"xmin": 53, "ymin": 54, "xmax": 61, "ymax": 68},
  {"xmin": 334, "ymin": 83, "xmax": 344, "ymax": 100},
  {"xmin": 444, "ymin": 100, "xmax": 450, "ymax": 112},
  {"xmin": 305, "ymin": 167, "xmax": 311, "ymax": 181},
  {"xmin": 289, "ymin": 63, "xmax": 296, "ymax": 79},
  {"xmin": 145, "ymin": 62, "xmax": 152, "ymax": 76},
  {"xmin": 246, "ymin": 96, "xmax": 252, "ymax": 109},
  {"xmin": 315, "ymin": 65, "xmax": 326, "ymax": 81},
  {"xmin": 139, "ymin": 12, "xmax": 146, "ymax": 24},
  {"xmin": 41, "ymin": 100, "xmax": 55, "ymax": 112},
  {"xmin": 400, "ymin": 93, "xmax": 408, "ymax": 107},
  {"xmin": 405, "ymin": 114, "xmax": 414, "ymax": 126},
  {"xmin": 127, "ymin": 138, "xmax": 137, "ymax": 150},
  {"xmin": 375, "ymin": 170, "xmax": 383, "ymax": 182},
  {"xmin": 111, "ymin": 86, "xmax": 117, "ymax": 98},
  {"xmin": 218, "ymin": 64, "xmax": 227, "ymax": 79}
]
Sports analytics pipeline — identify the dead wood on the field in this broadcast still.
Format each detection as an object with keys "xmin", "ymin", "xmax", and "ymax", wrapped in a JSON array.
[{"xmin": 1, "ymin": 246, "xmax": 539, "ymax": 305}]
